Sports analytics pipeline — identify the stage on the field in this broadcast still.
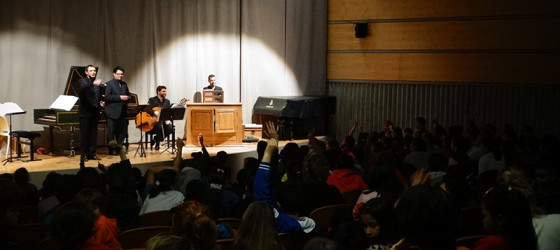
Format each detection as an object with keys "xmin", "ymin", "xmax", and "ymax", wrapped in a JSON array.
[{"xmin": 0, "ymin": 139, "xmax": 309, "ymax": 187}]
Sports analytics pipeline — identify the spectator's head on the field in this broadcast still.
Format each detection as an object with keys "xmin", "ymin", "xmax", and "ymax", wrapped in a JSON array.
[
  {"xmin": 184, "ymin": 180, "xmax": 206, "ymax": 202},
  {"xmin": 145, "ymin": 234, "xmax": 193, "ymax": 250},
  {"xmin": 76, "ymin": 167, "xmax": 105, "ymax": 193},
  {"xmin": 172, "ymin": 201, "xmax": 216, "ymax": 250},
  {"xmin": 149, "ymin": 169, "xmax": 178, "ymax": 199},
  {"xmin": 335, "ymin": 154, "xmax": 354, "ymax": 170},
  {"xmin": 482, "ymin": 186, "xmax": 537, "ymax": 250},
  {"xmin": 0, "ymin": 178, "xmax": 21, "ymax": 229},
  {"xmin": 359, "ymin": 197, "xmax": 400, "ymax": 245},
  {"xmin": 55, "ymin": 174, "xmax": 81, "ymax": 204},
  {"xmin": 396, "ymin": 184, "xmax": 457, "ymax": 249},
  {"xmin": 303, "ymin": 237, "xmax": 342, "ymax": 250},
  {"xmin": 415, "ymin": 117, "xmax": 426, "ymax": 130},
  {"xmin": 233, "ymin": 201, "xmax": 281, "ymax": 250},
  {"xmin": 275, "ymin": 182, "xmax": 305, "ymax": 216},
  {"xmin": 304, "ymin": 153, "xmax": 330, "ymax": 182},
  {"xmin": 13, "ymin": 167, "xmax": 30, "ymax": 184},
  {"xmin": 74, "ymin": 188, "xmax": 105, "ymax": 216},
  {"xmin": 51, "ymin": 201, "xmax": 95, "ymax": 250},
  {"xmin": 106, "ymin": 162, "xmax": 136, "ymax": 194}
]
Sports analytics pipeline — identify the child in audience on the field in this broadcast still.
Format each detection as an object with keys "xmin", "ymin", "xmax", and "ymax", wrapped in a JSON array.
[
  {"xmin": 171, "ymin": 200, "xmax": 217, "ymax": 250},
  {"xmin": 473, "ymin": 186, "xmax": 537, "ymax": 250},
  {"xmin": 74, "ymin": 188, "xmax": 122, "ymax": 250},
  {"xmin": 232, "ymin": 201, "xmax": 282, "ymax": 250},
  {"xmin": 254, "ymin": 121, "xmax": 315, "ymax": 234},
  {"xmin": 359, "ymin": 198, "xmax": 400, "ymax": 250}
]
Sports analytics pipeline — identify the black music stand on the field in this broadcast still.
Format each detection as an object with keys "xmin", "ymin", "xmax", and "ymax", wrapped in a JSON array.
[
  {"xmin": 158, "ymin": 107, "xmax": 185, "ymax": 154},
  {"xmin": 1, "ymin": 109, "xmax": 27, "ymax": 166},
  {"xmin": 132, "ymin": 104, "xmax": 154, "ymax": 158}
]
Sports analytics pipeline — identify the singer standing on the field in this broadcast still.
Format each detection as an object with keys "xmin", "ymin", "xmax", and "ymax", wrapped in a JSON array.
[
  {"xmin": 78, "ymin": 65, "xmax": 104, "ymax": 167},
  {"xmin": 104, "ymin": 66, "xmax": 131, "ymax": 154}
]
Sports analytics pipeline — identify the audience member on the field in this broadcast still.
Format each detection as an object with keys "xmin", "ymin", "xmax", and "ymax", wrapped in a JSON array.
[
  {"xmin": 171, "ymin": 200, "xmax": 217, "ymax": 250},
  {"xmin": 358, "ymin": 197, "xmax": 401, "ymax": 250},
  {"xmin": 393, "ymin": 184, "xmax": 457, "ymax": 250},
  {"xmin": 13, "ymin": 167, "xmax": 39, "ymax": 206},
  {"xmin": 232, "ymin": 201, "xmax": 282, "ymax": 250},
  {"xmin": 51, "ymin": 201, "xmax": 111, "ymax": 250},
  {"xmin": 74, "ymin": 188, "xmax": 121, "ymax": 249},
  {"xmin": 473, "ymin": 186, "xmax": 537, "ymax": 250},
  {"xmin": 254, "ymin": 121, "xmax": 315, "ymax": 233},
  {"xmin": 327, "ymin": 154, "xmax": 368, "ymax": 193},
  {"xmin": 0, "ymin": 178, "xmax": 24, "ymax": 249}
]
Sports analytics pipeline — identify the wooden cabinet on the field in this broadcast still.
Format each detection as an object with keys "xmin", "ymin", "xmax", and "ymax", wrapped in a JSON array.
[{"xmin": 185, "ymin": 103, "xmax": 242, "ymax": 146}]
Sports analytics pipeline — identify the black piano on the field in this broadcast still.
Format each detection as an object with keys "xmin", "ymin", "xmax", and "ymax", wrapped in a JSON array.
[
  {"xmin": 252, "ymin": 96, "xmax": 336, "ymax": 140},
  {"xmin": 34, "ymin": 66, "xmax": 138, "ymax": 151}
]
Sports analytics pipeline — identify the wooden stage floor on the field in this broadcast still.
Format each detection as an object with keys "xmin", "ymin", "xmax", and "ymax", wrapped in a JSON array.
[{"xmin": 1, "ymin": 139, "xmax": 308, "ymax": 186}]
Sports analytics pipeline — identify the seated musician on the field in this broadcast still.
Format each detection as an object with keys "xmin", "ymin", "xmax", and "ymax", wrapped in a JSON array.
[{"xmin": 147, "ymin": 86, "xmax": 174, "ymax": 150}]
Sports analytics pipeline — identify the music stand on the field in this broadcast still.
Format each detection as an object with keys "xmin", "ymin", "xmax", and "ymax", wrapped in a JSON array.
[
  {"xmin": 1, "ymin": 102, "xmax": 26, "ymax": 166},
  {"xmin": 158, "ymin": 107, "xmax": 186, "ymax": 154},
  {"xmin": 132, "ymin": 104, "xmax": 154, "ymax": 158}
]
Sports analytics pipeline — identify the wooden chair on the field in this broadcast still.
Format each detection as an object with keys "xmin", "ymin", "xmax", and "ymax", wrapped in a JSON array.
[
  {"xmin": 217, "ymin": 217, "xmax": 242, "ymax": 231},
  {"xmin": 137, "ymin": 210, "xmax": 174, "ymax": 227},
  {"xmin": 10, "ymin": 223, "xmax": 45, "ymax": 249},
  {"xmin": 278, "ymin": 232, "xmax": 313, "ymax": 250},
  {"xmin": 308, "ymin": 204, "xmax": 353, "ymax": 237},
  {"xmin": 216, "ymin": 238, "xmax": 234, "ymax": 250},
  {"xmin": 341, "ymin": 189, "xmax": 363, "ymax": 206},
  {"xmin": 35, "ymin": 237, "xmax": 60, "ymax": 250},
  {"xmin": 456, "ymin": 234, "xmax": 486, "ymax": 249},
  {"xmin": 456, "ymin": 205, "xmax": 484, "ymax": 237},
  {"xmin": 118, "ymin": 226, "xmax": 171, "ymax": 249}
]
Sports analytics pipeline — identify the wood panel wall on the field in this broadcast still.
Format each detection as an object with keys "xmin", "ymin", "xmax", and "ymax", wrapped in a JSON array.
[{"xmin": 327, "ymin": 0, "xmax": 560, "ymax": 84}]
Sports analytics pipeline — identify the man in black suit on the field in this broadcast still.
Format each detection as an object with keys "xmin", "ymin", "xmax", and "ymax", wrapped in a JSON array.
[
  {"xmin": 203, "ymin": 74, "xmax": 223, "ymax": 91},
  {"xmin": 78, "ymin": 65, "xmax": 104, "ymax": 166},
  {"xmin": 104, "ymin": 66, "xmax": 131, "ymax": 154},
  {"xmin": 147, "ymin": 85, "xmax": 173, "ymax": 150}
]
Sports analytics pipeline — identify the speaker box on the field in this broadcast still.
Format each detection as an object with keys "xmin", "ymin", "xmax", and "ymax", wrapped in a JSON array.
[{"xmin": 355, "ymin": 23, "xmax": 368, "ymax": 38}]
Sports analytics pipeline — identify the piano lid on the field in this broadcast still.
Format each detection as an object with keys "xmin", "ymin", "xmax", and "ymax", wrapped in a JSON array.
[
  {"xmin": 63, "ymin": 66, "xmax": 138, "ymax": 107},
  {"xmin": 252, "ymin": 96, "xmax": 336, "ymax": 118}
]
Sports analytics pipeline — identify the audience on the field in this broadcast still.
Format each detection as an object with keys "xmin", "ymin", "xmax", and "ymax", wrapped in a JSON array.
[{"xmin": 5, "ymin": 116, "xmax": 558, "ymax": 250}]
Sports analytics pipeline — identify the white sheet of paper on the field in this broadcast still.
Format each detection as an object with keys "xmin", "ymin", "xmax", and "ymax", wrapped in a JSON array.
[
  {"xmin": 0, "ymin": 102, "xmax": 25, "ymax": 116},
  {"xmin": 49, "ymin": 95, "xmax": 79, "ymax": 111}
]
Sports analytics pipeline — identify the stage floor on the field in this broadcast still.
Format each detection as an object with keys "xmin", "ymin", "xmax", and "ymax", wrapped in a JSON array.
[{"xmin": 0, "ymin": 139, "xmax": 309, "ymax": 186}]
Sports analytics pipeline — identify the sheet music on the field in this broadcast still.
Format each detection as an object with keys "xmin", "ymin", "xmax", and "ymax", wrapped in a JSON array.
[
  {"xmin": 49, "ymin": 95, "xmax": 79, "ymax": 111},
  {"xmin": 0, "ymin": 102, "xmax": 25, "ymax": 116}
]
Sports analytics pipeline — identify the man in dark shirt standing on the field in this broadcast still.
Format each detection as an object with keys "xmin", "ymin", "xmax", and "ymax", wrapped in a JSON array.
[
  {"xmin": 147, "ymin": 85, "xmax": 173, "ymax": 150},
  {"xmin": 104, "ymin": 66, "xmax": 130, "ymax": 154},
  {"xmin": 78, "ymin": 65, "xmax": 104, "ymax": 167}
]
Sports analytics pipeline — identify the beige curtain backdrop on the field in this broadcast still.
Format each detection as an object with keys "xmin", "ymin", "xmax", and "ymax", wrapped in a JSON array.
[{"xmin": 0, "ymin": 0, "xmax": 327, "ymax": 141}]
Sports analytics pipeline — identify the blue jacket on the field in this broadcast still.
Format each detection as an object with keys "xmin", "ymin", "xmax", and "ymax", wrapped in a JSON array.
[{"xmin": 254, "ymin": 162, "xmax": 315, "ymax": 233}]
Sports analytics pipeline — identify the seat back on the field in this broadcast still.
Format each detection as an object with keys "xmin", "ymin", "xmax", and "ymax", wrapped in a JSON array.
[
  {"xmin": 341, "ymin": 189, "xmax": 363, "ymax": 206},
  {"xmin": 278, "ymin": 232, "xmax": 313, "ymax": 250},
  {"xmin": 456, "ymin": 205, "xmax": 484, "ymax": 237},
  {"xmin": 456, "ymin": 234, "xmax": 486, "ymax": 249},
  {"xmin": 137, "ymin": 210, "xmax": 173, "ymax": 227},
  {"xmin": 118, "ymin": 226, "xmax": 171, "ymax": 249},
  {"xmin": 216, "ymin": 238, "xmax": 234, "ymax": 250},
  {"xmin": 309, "ymin": 204, "xmax": 353, "ymax": 237},
  {"xmin": 10, "ymin": 223, "xmax": 45, "ymax": 249}
]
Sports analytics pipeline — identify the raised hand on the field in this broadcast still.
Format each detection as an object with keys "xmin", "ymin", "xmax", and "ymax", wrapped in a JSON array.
[{"xmin": 263, "ymin": 121, "xmax": 278, "ymax": 140}]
